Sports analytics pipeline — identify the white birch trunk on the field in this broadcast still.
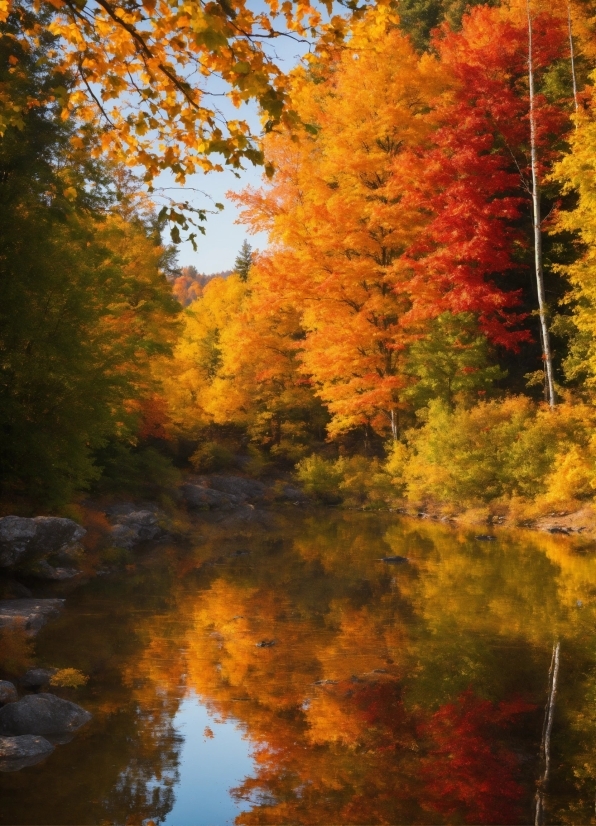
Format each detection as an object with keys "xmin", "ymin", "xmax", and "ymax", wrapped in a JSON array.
[{"xmin": 527, "ymin": 0, "xmax": 556, "ymax": 408}]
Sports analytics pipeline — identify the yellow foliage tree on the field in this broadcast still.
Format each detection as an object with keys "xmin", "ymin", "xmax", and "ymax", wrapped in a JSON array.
[{"xmin": 555, "ymin": 82, "xmax": 596, "ymax": 389}]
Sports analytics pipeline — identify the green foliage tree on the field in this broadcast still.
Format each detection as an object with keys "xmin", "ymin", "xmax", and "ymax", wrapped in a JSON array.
[
  {"xmin": 405, "ymin": 313, "xmax": 506, "ymax": 410},
  {"xmin": 234, "ymin": 240, "xmax": 253, "ymax": 283},
  {"xmin": 0, "ymin": 10, "xmax": 179, "ymax": 505}
]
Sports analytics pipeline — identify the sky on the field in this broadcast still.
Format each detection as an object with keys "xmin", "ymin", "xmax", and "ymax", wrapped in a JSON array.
[
  {"xmin": 161, "ymin": 149, "xmax": 268, "ymax": 274},
  {"xmin": 157, "ymin": 22, "xmax": 311, "ymax": 275}
]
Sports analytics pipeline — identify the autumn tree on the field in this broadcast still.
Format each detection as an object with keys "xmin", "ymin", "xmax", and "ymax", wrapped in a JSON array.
[
  {"xmin": 233, "ymin": 10, "xmax": 447, "ymax": 440},
  {"xmin": 554, "ymin": 70, "xmax": 596, "ymax": 392},
  {"xmin": 0, "ymin": 0, "xmax": 360, "ymax": 200},
  {"xmin": 161, "ymin": 266, "xmax": 325, "ymax": 457}
]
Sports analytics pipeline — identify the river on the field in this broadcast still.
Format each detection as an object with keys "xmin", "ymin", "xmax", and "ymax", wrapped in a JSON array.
[{"xmin": 2, "ymin": 509, "xmax": 595, "ymax": 825}]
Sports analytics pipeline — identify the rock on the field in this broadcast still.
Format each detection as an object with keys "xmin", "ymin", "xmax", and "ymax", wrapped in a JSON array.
[
  {"xmin": 548, "ymin": 526, "xmax": 571, "ymax": 535},
  {"xmin": 21, "ymin": 668, "xmax": 57, "ymax": 690},
  {"xmin": 0, "ymin": 516, "xmax": 85, "ymax": 570},
  {"xmin": 279, "ymin": 485, "xmax": 309, "ymax": 504},
  {"xmin": 255, "ymin": 639, "xmax": 276, "ymax": 648},
  {"xmin": 377, "ymin": 556, "xmax": 409, "ymax": 564},
  {"xmin": 110, "ymin": 510, "xmax": 171, "ymax": 550},
  {"xmin": 0, "ymin": 693, "xmax": 91, "ymax": 737},
  {"xmin": 0, "ymin": 681, "xmax": 17, "ymax": 705},
  {"xmin": 475, "ymin": 535, "xmax": 497, "ymax": 541},
  {"xmin": 0, "ymin": 598, "xmax": 65, "ymax": 636},
  {"xmin": 204, "ymin": 475, "xmax": 267, "ymax": 501},
  {"xmin": 0, "ymin": 734, "xmax": 54, "ymax": 771},
  {"xmin": 27, "ymin": 560, "xmax": 81, "ymax": 581},
  {"xmin": 181, "ymin": 484, "xmax": 245, "ymax": 511}
]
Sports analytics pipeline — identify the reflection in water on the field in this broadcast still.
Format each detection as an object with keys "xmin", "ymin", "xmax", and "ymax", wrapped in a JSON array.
[
  {"xmin": 2, "ymin": 512, "xmax": 596, "ymax": 824},
  {"xmin": 535, "ymin": 641, "xmax": 561, "ymax": 826},
  {"xmin": 163, "ymin": 694, "xmax": 253, "ymax": 826}
]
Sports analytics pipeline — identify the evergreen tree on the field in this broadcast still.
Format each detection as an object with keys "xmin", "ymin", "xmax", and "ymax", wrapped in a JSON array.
[{"xmin": 234, "ymin": 240, "xmax": 253, "ymax": 282}]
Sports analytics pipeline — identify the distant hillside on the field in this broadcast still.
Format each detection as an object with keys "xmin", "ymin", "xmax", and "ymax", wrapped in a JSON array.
[{"xmin": 169, "ymin": 266, "xmax": 233, "ymax": 306}]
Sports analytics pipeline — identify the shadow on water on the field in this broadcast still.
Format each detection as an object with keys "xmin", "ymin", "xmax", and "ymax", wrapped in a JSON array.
[{"xmin": 3, "ymin": 510, "xmax": 596, "ymax": 824}]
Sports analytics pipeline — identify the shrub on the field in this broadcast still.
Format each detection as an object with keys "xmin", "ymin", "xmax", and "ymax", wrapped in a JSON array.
[
  {"xmin": 50, "ymin": 668, "xmax": 88, "ymax": 689},
  {"xmin": 95, "ymin": 444, "xmax": 181, "ymax": 496},
  {"xmin": 242, "ymin": 445, "xmax": 275, "ymax": 478},
  {"xmin": 402, "ymin": 398, "xmax": 596, "ymax": 508},
  {"xmin": 296, "ymin": 455, "xmax": 343, "ymax": 503},
  {"xmin": 190, "ymin": 441, "xmax": 235, "ymax": 473},
  {"xmin": 337, "ymin": 456, "xmax": 393, "ymax": 508}
]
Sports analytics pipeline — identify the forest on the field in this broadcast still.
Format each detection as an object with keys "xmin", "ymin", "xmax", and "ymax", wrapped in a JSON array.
[{"xmin": 2, "ymin": 0, "xmax": 596, "ymax": 524}]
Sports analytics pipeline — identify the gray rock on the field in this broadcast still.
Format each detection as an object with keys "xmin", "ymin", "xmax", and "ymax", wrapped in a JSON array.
[
  {"xmin": 110, "ymin": 509, "xmax": 170, "ymax": 550},
  {"xmin": 279, "ymin": 485, "xmax": 309, "ymax": 504},
  {"xmin": 0, "ymin": 516, "xmax": 86, "ymax": 570},
  {"xmin": 0, "ymin": 599, "xmax": 65, "ymax": 635},
  {"xmin": 0, "ymin": 693, "xmax": 91, "ymax": 737},
  {"xmin": 0, "ymin": 734, "xmax": 54, "ymax": 771},
  {"xmin": 21, "ymin": 668, "xmax": 57, "ymax": 690},
  {"xmin": 0, "ymin": 681, "xmax": 17, "ymax": 705},
  {"xmin": 27, "ymin": 560, "xmax": 81, "ymax": 580},
  {"xmin": 181, "ymin": 484, "xmax": 245, "ymax": 511},
  {"xmin": 203, "ymin": 475, "xmax": 267, "ymax": 500}
]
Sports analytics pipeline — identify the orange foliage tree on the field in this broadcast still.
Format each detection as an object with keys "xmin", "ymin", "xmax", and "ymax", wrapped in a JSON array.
[{"xmin": 233, "ymin": 3, "xmax": 578, "ymax": 441}]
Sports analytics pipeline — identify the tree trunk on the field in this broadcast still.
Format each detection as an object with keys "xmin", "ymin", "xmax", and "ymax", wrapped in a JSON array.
[
  {"xmin": 527, "ymin": 0, "xmax": 556, "ymax": 409},
  {"xmin": 390, "ymin": 409, "xmax": 398, "ymax": 442}
]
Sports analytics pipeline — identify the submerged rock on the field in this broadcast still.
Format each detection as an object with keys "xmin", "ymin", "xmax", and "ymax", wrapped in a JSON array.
[
  {"xmin": 0, "ymin": 734, "xmax": 54, "ymax": 772},
  {"xmin": 0, "ymin": 693, "xmax": 91, "ymax": 737},
  {"xmin": 21, "ymin": 668, "xmax": 57, "ymax": 690},
  {"xmin": 0, "ymin": 681, "xmax": 17, "ymax": 705},
  {"xmin": 0, "ymin": 516, "xmax": 85, "ymax": 570},
  {"xmin": 377, "ymin": 556, "xmax": 409, "ymax": 565},
  {"xmin": 0, "ymin": 599, "xmax": 65, "ymax": 635}
]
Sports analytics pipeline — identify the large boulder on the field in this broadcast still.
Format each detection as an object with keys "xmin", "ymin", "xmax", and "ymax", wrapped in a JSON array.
[
  {"xmin": 201, "ymin": 475, "xmax": 267, "ymax": 501},
  {"xmin": 181, "ymin": 484, "xmax": 245, "ymax": 511},
  {"xmin": 0, "ymin": 693, "xmax": 91, "ymax": 738},
  {"xmin": 110, "ymin": 509, "xmax": 171, "ymax": 550},
  {"xmin": 0, "ymin": 734, "xmax": 54, "ymax": 771},
  {"xmin": 0, "ymin": 681, "xmax": 17, "ymax": 705},
  {"xmin": 0, "ymin": 599, "xmax": 65, "ymax": 635},
  {"xmin": 0, "ymin": 516, "xmax": 85, "ymax": 570}
]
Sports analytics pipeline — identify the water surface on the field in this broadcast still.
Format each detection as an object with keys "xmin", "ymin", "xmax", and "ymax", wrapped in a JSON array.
[{"xmin": 2, "ymin": 510, "xmax": 595, "ymax": 824}]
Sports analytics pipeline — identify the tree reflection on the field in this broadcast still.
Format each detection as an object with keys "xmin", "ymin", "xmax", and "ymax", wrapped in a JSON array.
[{"xmin": 4, "ymin": 511, "xmax": 596, "ymax": 824}]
